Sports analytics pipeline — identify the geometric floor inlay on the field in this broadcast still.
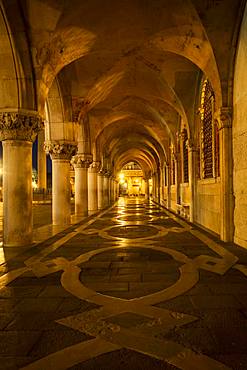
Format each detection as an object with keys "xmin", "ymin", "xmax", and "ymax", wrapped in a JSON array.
[{"xmin": 0, "ymin": 197, "xmax": 247, "ymax": 369}]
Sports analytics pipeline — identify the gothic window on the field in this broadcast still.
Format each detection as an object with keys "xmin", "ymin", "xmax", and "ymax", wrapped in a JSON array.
[
  {"xmin": 182, "ymin": 128, "xmax": 189, "ymax": 183},
  {"xmin": 200, "ymin": 79, "xmax": 214, "ymax": 179}
]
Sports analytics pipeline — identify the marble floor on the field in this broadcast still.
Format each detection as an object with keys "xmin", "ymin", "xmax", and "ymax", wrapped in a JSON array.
[{"xmin": 0, "ymin": 197, "xmax": 247, "ymax": 369}]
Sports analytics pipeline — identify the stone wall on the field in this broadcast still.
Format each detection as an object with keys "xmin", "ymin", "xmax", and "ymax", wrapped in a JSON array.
[
  {"xmin": 233, "ymin": 4, "xmax": 247, "ymax": 248},
  {"xmin": 195, "ymin": 180, "xmax": 221, "ymax": 235}
]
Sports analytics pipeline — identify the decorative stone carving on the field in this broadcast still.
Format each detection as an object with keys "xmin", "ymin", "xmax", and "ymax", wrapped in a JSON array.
[
  {"xmin": 44, "ymin": 141, "xmax": 77, "ymax": 160},
  {"xmin": 214, "ymin": 107, "xmax": 232, "ymax": 130},
  {"xmin": 99, "ymin": 167, "xmax": 110, "ymax": 176},
  {"xmin": 0, "ymin": 111, "xmax": 43, "ymax": 141},
  {"xmin": 71, "ymin": 153, "xmax": 93, "ymax": 168},
  {"xmin": 89, "ymin": 161, "xmax": 101, "ymax": 173}
]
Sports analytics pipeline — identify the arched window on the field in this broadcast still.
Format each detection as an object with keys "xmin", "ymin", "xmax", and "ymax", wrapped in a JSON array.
[
  {"xmin": 199, "ymin": 79, "xmax": 215, "ymax": 179},
  {"xmin": 181, "ymin": 128, "xmax": 189, "ymax": 183}
]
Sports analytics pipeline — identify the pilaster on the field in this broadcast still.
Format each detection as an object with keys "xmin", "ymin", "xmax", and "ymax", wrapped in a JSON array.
[{"xmin": 214, "ymin": 107, "xmax": 234, "ymax": 242}]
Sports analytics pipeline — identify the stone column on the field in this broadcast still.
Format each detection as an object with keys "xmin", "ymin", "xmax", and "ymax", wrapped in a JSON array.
[
  {"xmin": 145, "ymin": 178, "xmax": 150, "ymax": 200},
  {"xmin": 175, "ymin": 157, "xmax": 180, "ymax": 206},
  {"xmin": 152, "ymin": 174, "xmax": 155, "ymax": 200},
  {"xmin": 0, "ymin": 111, "xmax": 43, "ymax": 246},
  {"xmin": 155, "ymin": 171, "xmax": 160, "ymax": 203},
  {"xmin": 167, "ymin": 165, "xmax": 171, "ymax": 209},
  {"xmin": 109, "ymin": 176, "xmax": 116, "ymax": 203},
  {"xmin": 115, "ymin": 180, "xmax": 119, "ymax": 200},
  {"xmin": 160, "ymin": 166, "xmax": 164, "ymax": 204},
  {"xmin": 88, "ymin": 161, "xmax": 100, "ymax": 212},
  {"xmin": 215, "ymin": 107, "xmax": 234, "ymax": 242},
  {"xmin": 45, "ymin": 142, "xmax": 77, "ymax": 225},
  {"xmin": 188, "ymin": 139, "xmax": 197, "ymax": 223},
  {"xmin": 103, "ymin": 172, "xmax": 110, "ymax": 207},
  {"xmin": 108, "ymin": 176, "xmax": 112, "ymax": 204},
  {"xmin": 97, "ymin": 172, "xmax": 104, "ymax": 209},
  {"xmin": 37, "ymin": 129, "xmax": 47, "ymax": 190},
  {"xmin": 71, "ymin": 153, "xmax": 92, "ymax": 217}
]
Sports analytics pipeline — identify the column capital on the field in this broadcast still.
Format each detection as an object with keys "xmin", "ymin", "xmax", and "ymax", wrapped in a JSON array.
[
  {"xmin": 89, "ymin": 161, "xmax": 101, "ymax": 173},
  {"xmin": 100, "ymin": 168, "xmax": 110, "ymax": 177},
  {"xmin": 44, "ymin": 141, "xmax": 77, "ymax": 160},
  {"xmin": 0, "ymin": 110, "xmax": 43, "ymax": 142},
  {"xmin": 71, "ymin": 153, "xmax": 93, "ymax": 168},
  {"xmin": 214, "ymin": 107, "xmax": 232, "ymax": 130}
]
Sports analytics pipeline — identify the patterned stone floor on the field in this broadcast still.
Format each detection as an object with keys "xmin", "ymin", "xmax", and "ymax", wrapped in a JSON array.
[{"xmin": 0, "ymin": 197, "xmax": 247, "ymax": 369}]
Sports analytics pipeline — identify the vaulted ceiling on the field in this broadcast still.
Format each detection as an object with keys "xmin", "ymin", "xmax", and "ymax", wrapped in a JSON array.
[{"xmin": 3, "ymin": 0, "xmax": 243, "ymax": 173}]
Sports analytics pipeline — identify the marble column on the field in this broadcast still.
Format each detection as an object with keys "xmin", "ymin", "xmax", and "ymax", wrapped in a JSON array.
[
  {"xmin": 215, "ymin": 107, "xmax": 234, "ymax": 242},
  {"xmin": 97, "ymin": 172, "xmax": 104, "ymax": 209},
  {"xmin": 145, "ymin": 178, "xmax": 150, "ymax": 200},
  {"xmin": 109, "ymin": 176, "xmax": 115, "ymax": 203},
  {"xmin": 0, "ymin": 111, "xmax": 43, "ymax": 246},
  {"xmin": 71, "ymin": 153, "xmax": 92, "ymax": 217},
  {"xmin": 103, "ymin": 173, "xmax": 110, "ymax": 207},
  {"xmin": 88, "ymin": 161, "xmax": 100, "ymax": 212},
  {"xmin": 37, "ymin": 129, "xmax": 47, "ymax": 190},
  {"xmin": 115, "ymin": 180, "xmax": 119, "ymax": 200},
  {"xmin": 45, "ymin": 142, "xmax": 77, "ymax": 225}
]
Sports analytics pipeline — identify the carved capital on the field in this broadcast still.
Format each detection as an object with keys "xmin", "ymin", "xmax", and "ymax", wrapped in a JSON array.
[
  {"xmin": 214, "ymin": 107, "xmax": 232, "ymax": 130},
  {"xmin": 89, "ymin": 161, "xmax": 101, "ymax": 173},
  {"xmin": 71, "ymin": 153, "xmax": 93, "ymax": 169},
  {"xmin": 0, "ymin": 111, "xmax": 44, "ymax": 141},
  {"xmin": 99, "ymin": 167, "xmax": 109, "ymax": 176},
  {"xmin": 44, "ymin": 141, "xmax": 77, "ymax": 160}
]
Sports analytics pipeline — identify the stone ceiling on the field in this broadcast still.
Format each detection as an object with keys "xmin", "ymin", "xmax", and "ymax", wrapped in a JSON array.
[{"xmin": 3, "ymin": 0, "xmax": 243, "ymax": 173}]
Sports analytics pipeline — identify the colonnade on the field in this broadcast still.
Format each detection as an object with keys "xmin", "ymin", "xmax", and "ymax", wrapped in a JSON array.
[
  {"xmin": 0, "ymin": 112, "xmax": 119, "ymax": 246},
  {"xmin": 0, "ymin": 109, "xmax": 233, "ymax": 247}
]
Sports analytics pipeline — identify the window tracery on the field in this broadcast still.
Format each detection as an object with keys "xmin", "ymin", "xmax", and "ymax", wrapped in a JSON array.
[
  {"xmin": 199, "ymin": 79, "xmax": 219, "ymax": 179},
  {"xmin": 181, "ymin": 128, "xmax": 189, "ymax": 183}
]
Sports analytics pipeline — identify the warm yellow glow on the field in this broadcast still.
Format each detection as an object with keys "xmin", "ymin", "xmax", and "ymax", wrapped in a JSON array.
[
  {"xmin": 119, "ymin": 172, "xmax": 125, "ymax": 184},
  {"xmin": 32, "ymin": 181, "xmax": 38, "ymax": 189}
]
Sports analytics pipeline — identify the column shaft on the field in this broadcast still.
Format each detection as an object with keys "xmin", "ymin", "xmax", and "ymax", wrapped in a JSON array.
[
  {"xmin": 145, "ymin": 179, "xmax": 150, "ymax": 200},
  {"xmin": 97, "ymin": 174, "xmax": 104, "ymax": 209},
  {"xmin": 52, "ymin": 159, "xmax": 71, "ymax": 225},
  {"xmin": 3, "ymin": 141, "xmax": 33, "ymax": 246},
  {"xmin": 74, "ymin": 167, "xmax": 88, "ymax": 216},
  {"xmin": 88, "ymin": 167, "xmax": 98, "ymax": 212},
  {"xmin": 37, "ymin": 130, "xmax": 47, "ymax": 189},
  {"xmin": 103, "ymin": 175, "xmax": 109, "ymax": 206},
  {"xmin": 0, "ymin": 111, "xmax": 43, "ymax": 246}
]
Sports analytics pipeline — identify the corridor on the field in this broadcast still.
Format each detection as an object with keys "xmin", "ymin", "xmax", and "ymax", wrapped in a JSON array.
[{"xmin": 0, "ymin": 198, "xmax": 247, "ymax": 370}]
